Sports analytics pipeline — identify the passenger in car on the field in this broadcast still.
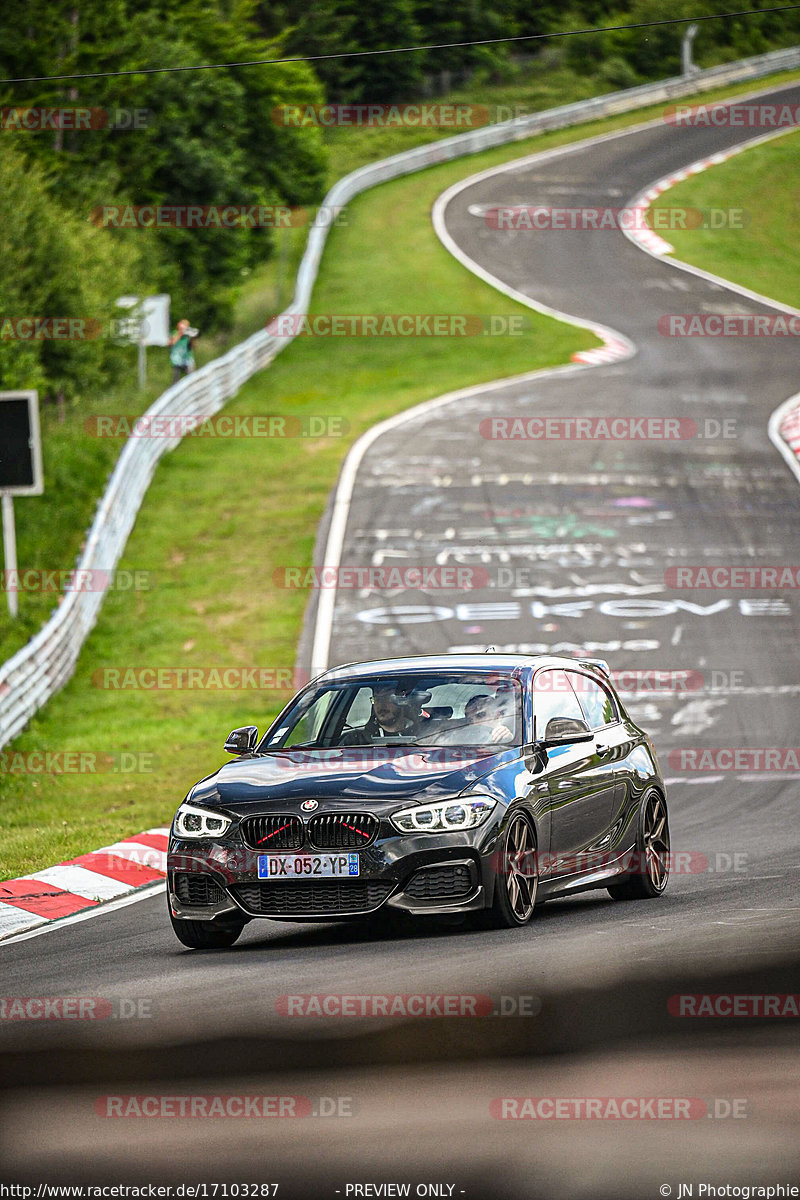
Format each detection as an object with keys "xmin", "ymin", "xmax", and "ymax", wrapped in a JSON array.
[
  {"xmin": 424, "ymin": 691, "xmax": 514, "ymax": 745},
  {"xmin": 467, "ymin": 691, "xmax": 515, "ymax": 744}
]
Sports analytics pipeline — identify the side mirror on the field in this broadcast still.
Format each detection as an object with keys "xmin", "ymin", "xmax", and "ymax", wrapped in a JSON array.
[
  {"xmin": 224, "ymin": 725, "xmax": 259, "ymax": 755},
  {"xmin": 540, "ymin": 716, "xmax": 593, "ymax": 747}
]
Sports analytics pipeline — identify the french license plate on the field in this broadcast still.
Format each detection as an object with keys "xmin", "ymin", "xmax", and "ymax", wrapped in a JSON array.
[{"xmin": 258, "ymin": 853, "xmax": 360, "ymax": 880}]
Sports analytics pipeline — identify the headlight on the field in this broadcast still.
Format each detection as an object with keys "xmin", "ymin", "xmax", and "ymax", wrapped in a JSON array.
[
  {"xmin": 391, "ymin": 796, "xmax": 496, "ymax": 833},
  {"xmin": 173, "ymin": 803, "xmax": 232, "ymax": 839}
]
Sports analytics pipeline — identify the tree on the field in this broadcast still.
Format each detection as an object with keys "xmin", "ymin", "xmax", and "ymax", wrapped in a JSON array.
[
  {"xmin": 0, "ymin": 0, "xmax": 327, "ymax": 335},
  {"xmin": 279, "ymin": 0, "xmax": 424, "ymax": 102},
  {"xmin": 0, "ymin": 138, "xmax": 144, "ymax": 402}
]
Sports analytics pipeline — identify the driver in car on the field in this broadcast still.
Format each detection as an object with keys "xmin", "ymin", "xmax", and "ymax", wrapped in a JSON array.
[{"xmin": 342, "ymin": 683, "xmax": 429, "ymax": 744}]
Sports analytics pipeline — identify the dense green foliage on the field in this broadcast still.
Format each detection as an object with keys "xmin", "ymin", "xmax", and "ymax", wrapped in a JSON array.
[
  {"xmin": 0, "ymin": 139, "xmax": 146, "ymax": 399},
  {"xmin": 0, "ymin": 0, "xmax": 326, "ymax": 403},
  {"xmin": 0, "ymin": 0, "xmax": 799, "ymax": 407},
  {"xmin": 2, "ymin": 78, "xmax": 798, "ymax": 877},
  {"xmin": 261, "ymin": 0, "xmax": 800, "ymax": 100}
]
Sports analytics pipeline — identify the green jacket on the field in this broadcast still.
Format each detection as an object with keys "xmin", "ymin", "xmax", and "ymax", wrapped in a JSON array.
[{"xmin": 169, "ymin": 333, "xmax": 195, "ymax": 369}]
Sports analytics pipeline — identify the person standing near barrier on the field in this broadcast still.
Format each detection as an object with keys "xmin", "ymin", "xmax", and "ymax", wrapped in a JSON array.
[{"xmin": 169, "ymin": 319, "xmax": 198, "ymax": 383}]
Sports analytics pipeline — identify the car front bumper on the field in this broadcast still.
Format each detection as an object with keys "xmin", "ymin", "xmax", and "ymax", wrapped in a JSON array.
[{"xmin": 168, "ymin": 824, "xmax": 500, "ymax": 922}]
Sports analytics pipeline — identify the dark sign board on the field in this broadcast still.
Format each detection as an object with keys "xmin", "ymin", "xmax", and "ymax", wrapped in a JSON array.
[{"xmin": 0, "ymin": 392, "xmax": 43, "ymax": 495}]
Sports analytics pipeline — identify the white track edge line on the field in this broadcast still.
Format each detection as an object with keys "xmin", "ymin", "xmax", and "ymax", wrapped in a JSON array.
[
  {"xmin": 8, "ymin": 79, "xmax": 800, "ymax": 945},
  {"xmin": 310, "ymin": 77, "xmax": 800, "ymax": 677},
  {"xmin": 620, "ymin": 125, "xmax": 800, "ymax": 316},
  {"xmin": 0, "ymin": 881, "xmax": 166, "ymax": 947},
  {"xmin": 617, "ymin": 126, "xmax": 800, "ymax": 487},
  {"xmin": 309, "ymin": 359, "xmax": 607, "ymax": 677}
]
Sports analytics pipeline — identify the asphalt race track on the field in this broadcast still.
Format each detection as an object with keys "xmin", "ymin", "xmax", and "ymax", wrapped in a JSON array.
[{"xmin": 2, "ymin": 81, "xmax": 799, "ymax": 1196}]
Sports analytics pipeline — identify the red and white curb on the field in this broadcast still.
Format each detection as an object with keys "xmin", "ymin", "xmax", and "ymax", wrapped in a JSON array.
[
  {"xmin": 620, "ymin": 145, "xmax": 763, "ymax": 259},
  {"xmin": 770, "ymin": 388, "xmax": 800, "ymax": 483},
  {"xmin": 622, "ymin": 124, "xmax": 800, "ymax": 264},
  {"xmin": 619, "ymin": 158, "xmax": 722, "ymax": 259},
  {"xmin": 620, "ymin": 128, "xmax": 800, "ymax": 263},
  {"xmin": 570, "ymin": 332, "xmax": 632, "ymax": 366},
  {"xmin": 0, "ymin": 828, "xmax": 168, "ymax": 941},
  {"xmin": 777, "ymin": 398, "xmax": 800, "ymax": 463}
]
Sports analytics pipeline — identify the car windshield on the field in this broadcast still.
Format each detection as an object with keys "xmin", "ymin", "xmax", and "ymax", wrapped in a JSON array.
[{"xmin": 264, "ymin": 671, "xmax": 523, "ymax": 750}]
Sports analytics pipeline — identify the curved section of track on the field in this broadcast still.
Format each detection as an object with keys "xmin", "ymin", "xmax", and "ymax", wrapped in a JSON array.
[
  {"xmin": 2, "ymin": 82, "xmax": 800, "ymax": 1049},
  {"xmin": 303, "ymin": 81, "xmax": 800, "ymax": 979},
  {"xmin": 3, "ymin": 81, "xmax": 800, "ymax": 1199}
]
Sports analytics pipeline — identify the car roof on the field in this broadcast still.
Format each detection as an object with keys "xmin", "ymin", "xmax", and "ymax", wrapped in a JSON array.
[{"xmin": 313, "ymin": 653, "xmax": 611, "ymax": 684}]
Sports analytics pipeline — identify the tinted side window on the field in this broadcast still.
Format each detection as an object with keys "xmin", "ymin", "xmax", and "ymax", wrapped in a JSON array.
[
  {"xmin": 569, "ymin": 673, "xmax": 617, "ymax": 729},
  {"xmin": 282, "ymin": 690, "xmax": 336, "ymax": 747},
  {"xmin": 533, "ymin": 670, "xmax": 585, "ymax": 739}
]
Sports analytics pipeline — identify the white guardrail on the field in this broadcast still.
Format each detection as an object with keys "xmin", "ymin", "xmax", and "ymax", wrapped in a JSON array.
[{"xmin": 1, "ymin": 44, "xmax": 799, "ymax": 750}]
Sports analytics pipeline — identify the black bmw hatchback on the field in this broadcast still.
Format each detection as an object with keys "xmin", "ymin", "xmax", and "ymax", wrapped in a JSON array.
[{"xmin": 167, "ymin": 653, "xmax": 670, "ymax": 948}]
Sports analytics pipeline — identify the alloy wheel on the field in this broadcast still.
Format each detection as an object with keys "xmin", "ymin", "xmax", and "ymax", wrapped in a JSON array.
[
  {"xmin": 643, "ymin": 790, "xmax": 670, "ymax": 892},
  {"xmin": 505, "ymin": 812, "xmax": 538, "ymax": 921}
]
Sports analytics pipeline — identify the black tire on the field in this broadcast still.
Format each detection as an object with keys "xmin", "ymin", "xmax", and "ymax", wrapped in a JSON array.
[
  {"xmin": 608, "ymin": 788, "xmax": 670, "ymax": 901},
  {"xmin": 169, "ymin": 912, "xmax": 245, "ymax": 949},
  {"xmin": 484, "ymin": 809, "xmax": 538, "ymax": 929}
]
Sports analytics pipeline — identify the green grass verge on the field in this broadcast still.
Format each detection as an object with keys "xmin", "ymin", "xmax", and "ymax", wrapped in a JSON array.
[
  {"xmin": 4, "ymin": 64, "xmax": 799, "ymax": 665},
  {"xmin": 2, "ymin": 66, "xmax": 800, "ymax": 879},
  {"xmin": 650, "ymin": 128, "xmax": 800, "ymax": 308},
  {"xmin": 0, "ymin": 246, "xmax": 305, "ymax": 666},
  {"xmin": 0, "ymin": 154, "xmax": 587, "ymax": 877},
  {"xmin": 321, "ymin": 62, "xmax": 800, "ymax": 185},
  {"xmin": 320, "ymin": 60, "xmax": 611, "ymax": 184},
  {"xmin": 0, "ymin": 221, "xmax": 312, "ymax": 666}
]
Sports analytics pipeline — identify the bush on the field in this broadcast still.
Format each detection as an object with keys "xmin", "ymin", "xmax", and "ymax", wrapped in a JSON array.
[{"xmin": 0, "ymin": 140, "xmax": 145, "ymax": 403}]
